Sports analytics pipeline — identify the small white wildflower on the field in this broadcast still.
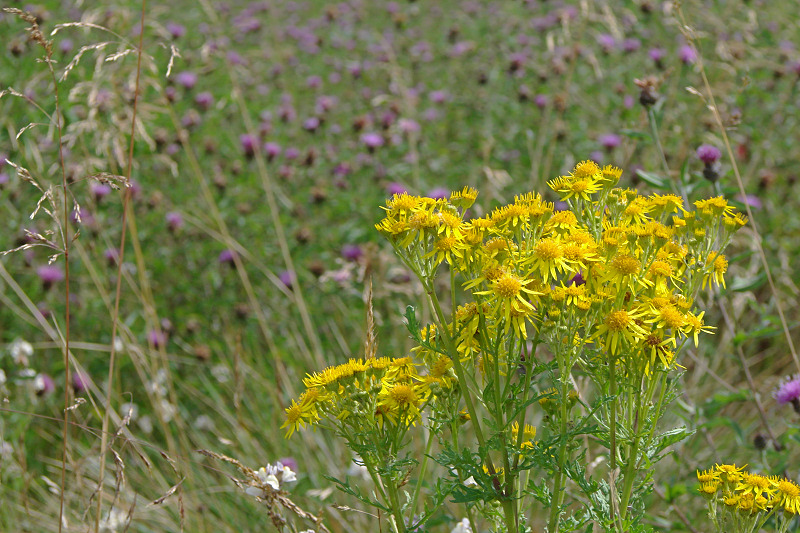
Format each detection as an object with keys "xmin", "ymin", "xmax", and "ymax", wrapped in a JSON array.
[
  {"xmin": 9, "ymin": 338, "xmax": 33, "ymax": 366},
  {"xmin": 193, "ymin": 414, "xmax": 215, "ymax": 432},
  {"xmin": 450, "ymin": 518, "xmax": 472, "ymax": 533},
  {"xmin": 137, "ymin": 415, "xmax": 153, "ymax": 433},
  {"xmin": 281, "ymin": 465, "xmax": 297, "ymax": 483},
  {"xmin": 210, "ymin": 364, "xmax": 231, "ymax": 383},
  {"xmin": 19, "ymin": 368, "xmax": 36, "ymax": 378},
  {"xmin": 245, "ymin": 485, "xmax": 264, "ymax": 498},
  {"xmin": 113, "ymin": 337, "xmax": 124, "ymax": 352}
]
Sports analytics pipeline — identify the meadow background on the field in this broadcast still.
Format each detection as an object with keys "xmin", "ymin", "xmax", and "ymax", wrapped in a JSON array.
[{"xmin": 1, "ymin": 0, "xmax": 799, "ymax": 531}]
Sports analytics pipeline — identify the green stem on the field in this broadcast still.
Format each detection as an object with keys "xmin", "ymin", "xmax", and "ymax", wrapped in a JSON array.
[
  {"xmin": 547, "ymin": 375, "xmax": 571, "ymax": 533},
  {"xmin": 409, "ymin": 428, "xmax": 435, "ymax": 516},
  {"xmin": 618, "ymin": 385, "xmax": 643, "ymax": 521}
]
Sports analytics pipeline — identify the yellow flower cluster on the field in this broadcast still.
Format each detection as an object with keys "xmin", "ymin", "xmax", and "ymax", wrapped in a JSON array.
[
  {"xmin": 282, "ymin": 356, "xmax": 450, "ymax": 437},
  {"xmin": 374, "ymin": 160, "xmax": 744, "ymax": 379},
  {"xmin": 697, "ymin": 464, "xmax": 800, "ymax": 516}
]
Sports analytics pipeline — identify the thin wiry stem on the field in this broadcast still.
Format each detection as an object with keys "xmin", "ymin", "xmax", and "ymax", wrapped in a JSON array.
[
  {"xmin": 676, "ymin": 5, "xmax": 800, "ymax": 375},
  {"xmin": 94, "ymin": 1, "xmax": 147, "ymax": 531}
]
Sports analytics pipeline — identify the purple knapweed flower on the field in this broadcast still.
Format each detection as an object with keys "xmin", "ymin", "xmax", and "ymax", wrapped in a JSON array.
[
  {"xmin": 37, "ymin": 265, "xmax": 65, "ymax": 289},
  {"xmin": 59, "ymin": 38, "xmax": 73, "ymax": 54},
  {"xmin": 34, "ymin": 373, "xmax": 55, "ymax": 396},
  {"xmin": 91, "ymin": 183, "xmax": 112, "ymax": 202},
  {"xmin": 72, "ymin": 370, "xmax": 90, "ymax": 394},
  {"xmin": 361, "ymin": 132, "xmax": 384, "ymax": 151},
  {"xmin": 279, "ymin": 270, "xmax": 295, "ymax": 289},
  {"xmin": 648, "ymin": 47, "xmax": 666, "ymax": 64},
  {"xmin": 166, "ymin": 22, "xmax": 186, "ymax": 39},
  {"xmin": 697, "ymin": 144, "xmax": 722, "ymax": 164},
  {"xmin": 285, "ymin": 147, "xmax": 300, "ymax": 160},
  {"xmin": 303, "ymin": 117, "xmax": 321, "ymax": 132},
  {"xmin": 735, "ymin": 194, "xmax": 762, "ymax": 210},
  {"xmin": 104, "ymin": 247, "xmax": 120, "ymax": 266},
  {"xmin": 240, "ymin": 134, "xmax": 258, "ymax": 157},
  {"xmin": 148, "ymin": 329, "xmax": 168, "ymax": 349},
  {"xmin": 398, "ymin": 118, "xmax": 420, "ymax": 134},
  {"xmin": 195, "ymin": 91, "xmax": 214, "ymax": 110},
  {"xmin": 0, "ymin": 173, "xmax": 9, "ymax": 187},
  {"xmin": 678, "ymin": 44, "xmax": 697, "ymax": 64},
  {"xmin": 219, "ymin": 249, "xmax": 237, "ymax": 266},
  {"xmin": 175, "ymin": 71, "xmax": 198, "ymax": 90},
  {"xmin": 226, "ymin": 51, "xmax": 246, "ymax": 66},
  {"xmin": 774, "ymin": 375, "xmax": 800, "ymax": 413},
  {"xmin": 264, "ymin": 142, "xmax": 282, "ymax": 161},
  {"xmin": 306, "ymin": 75, "xmax": 322, "ymax": 89},
  {"xmin": 599, "ymin": 133, "xmax": 622, "ymax": 150},
  {"xmin": 386, "ymin": 182, "xmax": 407, "ymax": 196},
  {"xmin": 429, "ymin": 90, "xmax": 449, "ymax": 104},
  {"xmin": 427, "ymin": 187, "xmax": 449, "ymax": 200},
  {"xmin": 534, "ymin": 94, "xmax": 548, "ymax": 109},
  {"xmin": 622, "ymin": 38, "xmax": 641, "ymax": 53},
  {"xmin": 597, "ymin": 34, "xmax": 616, "ymax": 53},
  {"xmin": 341, "ymin": 244, "xmax": 363, "ymax": 262},
  {"xmin": 166, "ymin": 212, "xmax": 183, "ymax": 232}
]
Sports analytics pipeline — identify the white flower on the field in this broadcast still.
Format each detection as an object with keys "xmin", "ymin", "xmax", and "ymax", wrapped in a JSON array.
[
  {"xmin": 264, "ymin": 474, "xmax": 280, "ymax": 491},
  {"xmin": 281, "ymin": 465, "xmax": 297, "ymax": 483},
  {"xmin": 9, "ymin": 338, "xmax": 33, "ymax": 366},
  {"xmin": 450, "ymin": 518, "xmax": 472, "ymax": 533}
]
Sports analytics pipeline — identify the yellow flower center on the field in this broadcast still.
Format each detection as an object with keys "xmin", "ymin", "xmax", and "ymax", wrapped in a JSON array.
[
  {"xmin": 649, "ymin": 260, "xmax": 673, "ymax": 277},
  {"xmin": 390, "ymin": 384, "xmax": 417, "ymax": 406},
  {"xmin": 605, "ymin": 310, "xmax": 631, "ymax": 332},
  {"xmin": 659, "ymin": 306, "xmax": 686, "ymax": 329},
  {"xmin": 285, "ymin": 403, "xmax": 302, "ymax": 424},
  {"xmin": 435, "ymin": 236, "xmax": 457, "ymax": 251},
  {"xmin": 778, "ymin": 480, "xmax": 800, "ymax": 497},
  {"xmin": 494, "ymin": 274, "xmax": 523, "ymax": 298},
  {"xmin": 535, "ymin": 239, "xmax": 562, "ymax": 260},
  {"xmin": 612, "ymin": 254, "xmax": 641, "ymax": 276}
]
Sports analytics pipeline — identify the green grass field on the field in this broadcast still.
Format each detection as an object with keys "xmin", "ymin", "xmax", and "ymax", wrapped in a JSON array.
[{"xmin": 1, "ymin": 1, "xmax": 799, "ymax": 531}]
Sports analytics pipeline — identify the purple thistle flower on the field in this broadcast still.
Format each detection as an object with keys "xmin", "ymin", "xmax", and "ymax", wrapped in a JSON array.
[
  {"xmin": 166, "ymin": 211, "xmax": 184, "ymax": 232},
  {"xmin": 285, "ymin": 147, "xmax": 300, "ymax": 160},
  {"xmin": 534, "ymin": 94, "xmax": 548, "ymax": 109},
  {"xmin": 59, "ymin": 38, "xmax": 73, "ymax": 55},
  {"xmin": 306, "ymin": 75, "xmax": 322, "ymax": 89},
  {"xmin": 774, "ymin": 375, "xmax": 800, "ymax": 413},
  {"xmin": 240, "ymin": 134, "xmax": 258, "ymax": 157},
  {"xmin": 0, "ymin": 172, "xmax": 9, "ymax": 187},
  {"xmin": 166, "ymin": 22, "xmax": 186, "ymax": 39},
  {"xmin": 678, "ymin": 44, "xmax": 697, "ymax": 64},
  {"xmin": 648, "ymin": 47, "xmax": 666, "ymax": 64},
  {"xmin": 219, "ymin": 249, "xmax": 237, "ymax": 266},
  {"xmin": 148, "ymin": 329, "xmax": 168, "ymax": 349},
  {"xmin": 72, "ymin": 370, "xmax": 90, "ymax": 394},
  {"xmin": 279, "ymin": 270, "xmax": 295, "ymax": 289},
  {"xmin": 91, "ymin": 182, "xmax": 112, "ymax": 202},
  {"xmin": 427, "ymin": 187, "xmax": 449, "ymax": 200},
  {"xmin": 264, "ymin": 142, "xmax": 282, "ymax": 161},
  {"xmin": 429, "ymin": 90, "xmax": 449, "ymax": 104},
  {"xmin": 226, "ymin": 51, "xmax": 246, "ymax": 66},
  {"xmin": 398, "ymin": 118, "xmax": 420, "ymax": 134},
  {"xmin": 697, "ymin": 144, "xmax": 722, "ymax": 164},
  {"xmin": 622, "ymin": 38, "xmax": 641, "ymax": 53},
  {"xmin": 341, "ymin": 244, "xmax": 363, "ymax": 262},
  {"xmin": 195, "ymin": 91, "xmax": 214, "ymax": 110},
  {"xmin": 303, "ymin": 117, "xmax": 321, "ymax": 132},
  {"xmin": 386, "ymin": 182, "xmax": 407, "ymax": 196},
  {"xmin": 104, "ymin": 248, "xmax": 120, "ymax": 266},
  {"xmin": 361, "ymin": 132, "xmax": 384, "ymax": 150},
  {"xmin": 34, "ymin": 373, "xmax": 55, "ymax": 396},
  {"xmin": 175, "ymin": 71, "xmax": 198, "ymax": 90},
  {"xmin": 735, "ymin": 194, "xmax": 762, "ymax": 210},
  {"xmin": 37, "ymin": 265, "xmax": 65, "ymax": 288},
  {"xmin": 599, "ymin": 133, "xmax": 622, "ymax": 150},
  {"xmin": 597, "ymin": 34, "xmax": 616, "ymax": 53}
]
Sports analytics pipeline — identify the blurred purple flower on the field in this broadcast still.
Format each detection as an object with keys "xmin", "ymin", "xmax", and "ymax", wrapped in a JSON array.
[
  {"xmin": 279, "ymin": 270, "xmax": 295, "ymax": 289},
  {"xmin": 176, "ymin": 71, "xmax": 198, "ymax": 90},
  {"xmin": 37, "ymin": 265, "xmax": 64, "ymax": 288},
  {"xmin": 534, "ymin": 94, "xmax": 547, "ymax": 109},
  {"xmin": 341, "ymin": 244, "xmax": 363, "ymax": 262},
  {"xmin": 306, "ymin": 75, "xmax": 322, "ymax": 89},
  {"xmin": 622, "ymin": 38, "xmax": 641, "ymax": 53},
  {"xmin": 34, "ymin": 373, "xmax": 55, "ymax": 396},
  {"xmin": 303, "ymin": 117, "xmax": 321, "ymax": 133},
  {"xmin": 450, "ymin": 41, "xmax": 473, "ymax": 57},
  {"xmin": 599, "ymin": 133, "xmax": 622, "ymax": 150},
  {"xmin": 386, "ymin": 182, "xmax": 407, "ymax": 196},
  {"xmin": 597, "ymin": 34, "xmax": 616, "ymax": 53},
  {"xmin": 59, "ymin": 38, "xmax": 73, "ymax": 54},
  {"xmin": 195, "ymin": 91, "xmax": 214, "ymax": 110},
  {"xmin": 678, "ymin": 44, "xmax": 697, "ymax": 64},
  {"xmin": 166, "ymin": 22, "xmax": 186, "ymax": 39},
  {"xmin": 166, "ymin": 212, "xmax": 184, "ymax": 232},
  {"xmin": 148, "ymin": 329, "xmax": 168, "ymax": 349},
  {"xmin": 624, "ymin": 95, "xmax": 635, "ymax": 109},
  {"xmin": 226, "ymin": 51, "xmax": 246, "ymax": 66},
  {"xmin": 104, "ymin": 248, "xmax": 120, "ymax": 266},
  {"xmin": 361, "ymin": 132, "xmax": 384, "ymax": 150},
  {"xmin": 72, "ymin": 370, "xmax": 89, "ymax": 394},
  {"xmin": 264, "ymin": 142, "xmax": 282, "ymax": 161},
  {"xmin": 398, "ymin": 118, "xmax": 420, "ymax": 134},
  {"xmin": 589, "ymin": 151, "xmax": 605, "ymax": 164},
  {"xmin": 240, "ymin": 134, "xmax": 258, "ymax": 157},
  {"xmin": 0, "ymin": 173, "xmax": 9, "ymax": 187},
  {"xmin": 735, "ymin": 194, "xmax": 762, "ymax": 210},
  {"xmin": 91, "ymin": 182, "xmax": 112, "ymax": 202},
  {"xmin": 429, "ymin": 90, "xmax": 449, "ymax": 104},
  {"xmin": 278, "ymin": 457, "xmax": 298, "ymax": 472},
  {"xmin": 697, "ymin": 144, "xmax": 722, "ymax": 164},
  {"xmin": 427, "ymin": 187, "xmax": 449, "ymax": 200},
  {"xmin": 285, "ymin": 147, "xmax": 300, "ymax": 160},
  {"xmin": 218, "ymin": 249, "xmax": 237, "ymax": 265},
  {"xmin": 648, "ymin": 47, "xmax": 666, "ymax": 63}
]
